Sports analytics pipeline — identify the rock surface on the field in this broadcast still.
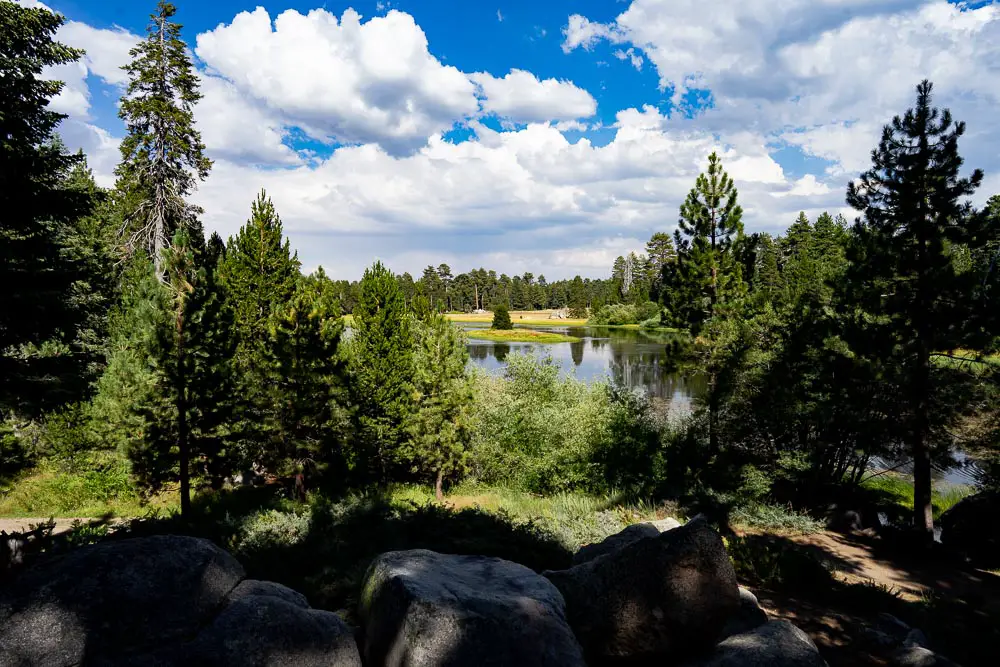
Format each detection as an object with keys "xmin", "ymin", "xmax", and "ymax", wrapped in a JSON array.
[
  {"xmin": 940, "ymin": 491, "xmax": 1000, "ymax": 566},
  {"xmin": 890, "ymin": 646, "xmax": 959, "ymax": 667},
  {"xmin": 719, "ymin": 587, "xmax": 769, "ymax": 640},
  {"xmin": 0, "ymin": 535, "xmax": 245, "ymax": 666},
  {"xmin": 359, "ymin": 549, "xmax": 584, "ymax": 667},
  {"xmin": 183, "ymin": 595, "xmax": 361, "ymax": 667},
  {"xmin": 546, "ymin": 518, "xmax": 740, "ymax": 662},
  {"xmin": 0, "ymin": 535, "xmax": 363, "ymax": 667},
  {"xmin": 691, "ymin": 620, "xmax": 828, "ymax": 667},
  {"xmin": 572, "ymin": 517, "xmax": 681, "ymax": 565}
]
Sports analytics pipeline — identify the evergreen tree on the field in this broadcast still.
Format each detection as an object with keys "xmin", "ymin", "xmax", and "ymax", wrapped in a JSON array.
[
  {"xmin": 755, "ymin": 234, "xmax": 783, "ymax": 300},
  {"xmin": 264, "ymin": 277, "xmax": 349, "ymax": 486},
  {"xmin": 492, "ymin": 304, "xmax": 513, "ymax": 330},
  {"xmin": 0, "ymin": 1, "xmax": 93, "ymax": 419},
  {"xmin": 846, "ymin": 80, "xmax": 985, "ymax": 540},
  {"xmin": 404, "ymin": 314, "xmax": 473, "ymax": 500},
  {"xmin": 351, "ymin": 261, "xmax": 414, "ymax": 482},
  {"xmin": 782, "ymin": 212, "xmax": 820, "ymax": 304},
  {"xmin": 568, "ymin": 276, "xmax": 588, "ymax": 318},
  {"xmin": 127, "ymin": 229, "xmax": 237, "ymax": 516},
  {"xmin": 672, "ymin": 152, "xmax": 745, "ymax": 329},
  {"xmin": 646, "ymin": 232, "xmax": 676, "ymax": 301},
  {"xmin": 217, "ymin": 191, "xmax": 301, "ymax": 469},
  {"xmin": 116, "ymin": 1, "xmax": 211, "ymax": 275}
]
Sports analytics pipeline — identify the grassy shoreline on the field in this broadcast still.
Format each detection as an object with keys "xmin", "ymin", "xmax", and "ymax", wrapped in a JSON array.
[{"xmin": 465, "ymin": 328, "xmax": 581, "ymax": 343}]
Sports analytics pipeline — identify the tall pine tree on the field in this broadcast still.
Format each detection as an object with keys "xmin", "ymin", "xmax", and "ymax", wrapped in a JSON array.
[
  {"xmin": 116, "ymin": 1, "xmax": 211, "ymax": 275},
  {"xmin": 0, "ymin": 1, "xmax": 94, "ymax": 419},
  {"xmin": 350, "ymin": 261, "xmax": 414, "ymax": 482},
  {"xmin": 846, "ymin": 80, "xmax": 985, "ymax": 540},
  {"xmin": 672, "ymin": 152, "xmax": 745, "ymax": 329},
  {"xmin": 404, "ymin": 314, "xmax": 473, "ymax": 500}
]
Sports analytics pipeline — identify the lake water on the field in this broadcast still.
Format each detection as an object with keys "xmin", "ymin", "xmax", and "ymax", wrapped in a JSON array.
[
  {"xmin": 463, "ymin": 322, "xmax": 980, "ymax": 487},
  {"xmin": 463, "ymin": 323, "xmax": 705, "ymax": 415}
]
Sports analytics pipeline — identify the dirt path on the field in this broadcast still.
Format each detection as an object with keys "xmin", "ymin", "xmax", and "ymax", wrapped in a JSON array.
[{"xmin": 0, "ymin": 517, "xmax": 117, "ymax": 535}]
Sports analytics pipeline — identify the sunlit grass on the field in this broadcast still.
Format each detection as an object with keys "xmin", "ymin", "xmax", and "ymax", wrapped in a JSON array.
[
  {"xmin": 860, "ymin": 473, "xmax": 975, "ymax": 520},
  {"xmin": 464, "ymin": 329, "xmax": 581, "ymax": 343},
  {"xmin": 0, "ymin": 456, "xmax": 178, "ymax": 518}
]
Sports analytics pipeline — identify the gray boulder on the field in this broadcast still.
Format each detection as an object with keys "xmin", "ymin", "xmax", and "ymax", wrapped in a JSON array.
[
  {"xmin": 183, "ymin": 595, "xmax": 362, "ymax": 667},
  {"xmin": 545, "ymin": 518, "xmax": 740, "ymax": 662},
  {"xmin": 359, "ymin": 549, "xmax": 584, "ymax": 667},
  {"xmin": 227, "ymin": 579, "xmax": 309, "ymax": 608},
  {"xmin": 572, "ymin": 517, "xmax": 682, "ymax": 565},
  {"xmin": 691, "ymin": 620, "xmax": 828, "ymax": 667},
  {"xmin": 890, "ymin": 646, "xmax": 960, "ymax": 667},
  {"xmin": 0, "ymin": 535, "xmax": 244, "ymax": 666},
  {"xmin": 719, "ymin": 587, "xmax": 769, "ymax": 640}
]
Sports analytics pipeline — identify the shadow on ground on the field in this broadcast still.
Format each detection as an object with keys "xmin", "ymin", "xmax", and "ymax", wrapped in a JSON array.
[{"xmin": 94, "ymin": 486, "xmax": 573, "ymax": 617}]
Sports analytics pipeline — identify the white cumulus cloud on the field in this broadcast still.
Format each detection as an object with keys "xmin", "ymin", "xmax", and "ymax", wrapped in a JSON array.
[{"xmin": 472, "ymin": 69, "xmax": 597, "ymax": 123}]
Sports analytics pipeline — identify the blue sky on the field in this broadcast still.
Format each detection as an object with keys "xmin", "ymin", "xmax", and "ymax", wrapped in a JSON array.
[{"xmin": 30, "ymin": 0, "xmax": 1000, "ymax": 278}]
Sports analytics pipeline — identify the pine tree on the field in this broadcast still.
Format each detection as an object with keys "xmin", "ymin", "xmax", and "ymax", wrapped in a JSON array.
[
  {"xmin": 264, "ymin": 276, "xmax": 349, "ymax": 486},
  {"xmin": 782, "ymin": 212, "xmax": 820, "ymax": 304},
  {"xmin": 492, "ymin": 303, "xmax": 513, "ymax": 330},
  {"xmin": 646, "ymin": 232, "xmax": 677, "ymax": 301},
  {"xmin": 673, "ymin": 152, "xmax": 745, "ymax": 329},
  {"xmin": 404, "ymin": 314, "xmax": 473, "ymax": 500},
  {"xmin": 219, "ymin": 191, "xmax": 300, "ymax": 367},
  {"xmin": 351, "ymin": 261, "xmax": 414, "ymax": 482},
  {"xmin": 568, "ymin": 276, "xmax": 589, "ymax": 318},
  {"xmin": 0, "ymin": 1, "xmax": 94, "ymax": 419},
  {"xmin": 127, "ymin": 229, "xmax": 237, "ymax": 516},
  {"xmin": 846, "ymin": 80, "xmax": 985, "ymax": 540},
  {"xmin": 116, "ymin": 1, "xmax": 211, "ymax": 276}
]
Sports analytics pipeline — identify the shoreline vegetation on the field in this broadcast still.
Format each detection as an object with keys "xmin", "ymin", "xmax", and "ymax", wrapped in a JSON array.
[{"xmin": 464, "ymin": 328, "xmax": 582, "ymax": 343}]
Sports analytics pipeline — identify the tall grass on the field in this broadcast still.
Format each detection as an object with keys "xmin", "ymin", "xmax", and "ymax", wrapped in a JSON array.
[
  {"xmin": 860, "ymin": 473, "xmax": 975, "ymax": 519},
  {"xmin": 0, "ymin": 454, "xmax": 177, "ymax": 518}
]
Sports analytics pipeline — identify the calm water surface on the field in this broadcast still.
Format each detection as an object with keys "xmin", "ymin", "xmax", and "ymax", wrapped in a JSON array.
[
  {"xmin": 462, "ymin": 322, "xmax": 980, "ymax": 486},
  {"xmin": 463, "ymin": 323, "xmax": 705, "ymax": 415}
]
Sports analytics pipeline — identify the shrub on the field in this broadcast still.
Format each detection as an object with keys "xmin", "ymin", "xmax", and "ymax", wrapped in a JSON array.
[{"xmin": 491, "ymin": 304, "xmax": 513, "ymax": 330}]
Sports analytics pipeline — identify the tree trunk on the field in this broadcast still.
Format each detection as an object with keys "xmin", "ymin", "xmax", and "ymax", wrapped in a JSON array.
[
  {"xmin": 435, "ymin": 469, "xmax": 444, "ymax": 503},
  {"xmin": 912, "ymin": 351, "xmax": 934, "ymax": 541},
  {"xmin": 176, "ymin": 304, "xmax": 191, "ymax": 520}
]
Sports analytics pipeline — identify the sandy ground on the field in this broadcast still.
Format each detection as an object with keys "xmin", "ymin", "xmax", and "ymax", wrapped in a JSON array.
[{"xmin": 0, "ymin": 517, "xmax": 118, "ymax": 535}]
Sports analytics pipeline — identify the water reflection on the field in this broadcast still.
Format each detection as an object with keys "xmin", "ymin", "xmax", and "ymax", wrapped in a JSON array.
[{"xmin": 463, "ymin": 324, "xmax": 704, "ymax": 414}]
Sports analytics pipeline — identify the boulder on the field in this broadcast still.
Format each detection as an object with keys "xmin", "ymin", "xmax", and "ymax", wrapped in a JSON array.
[
  {"xmin": 359, "ymin": 549, "xmax": 584, "ymax": 667},
  {"xmin": 0, "ymin": 535, "xmax": 244, "ymax": 666},
  {"xmin": 227, "ymin": 579, "xmax": 309, "ymax": 608},
  {"xmin": 890, "ymin": 646, "xmax": 959, "ymax": 667},
  {"xmin": 572, "ymin": 517, "xmax": 682, "ymax": 565},
  {"xmin": 691, "ymin": 620, "xmax": 828, "ymax": 667},
  {"xmin": 182, "ymin": 595, "xmax": 362, "ymax": 667},
  {"xmin": 718, "ymin": 587, "xmax": 769, "ymax": 640},
  {"xmin": 940, "ymin": 491, "xmax": 1000, "ymax": 566},
  {"xmin": 545, "ymin": 518, "xmax": 740, "ymax": 662}
]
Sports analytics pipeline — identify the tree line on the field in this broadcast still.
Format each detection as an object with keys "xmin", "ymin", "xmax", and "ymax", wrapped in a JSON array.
[{"xmin": 3, "ymin": 1, "xmax": 999, "ymax": 541}]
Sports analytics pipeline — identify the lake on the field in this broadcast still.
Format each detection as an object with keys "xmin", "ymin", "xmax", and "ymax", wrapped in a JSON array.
[
  {"xmin": 462, "ymin": 322, "xmax": 705, "ymax": 415},
  {"xmin": 462, "ymin": 322, "xmax": 980, "ymax": 487}
]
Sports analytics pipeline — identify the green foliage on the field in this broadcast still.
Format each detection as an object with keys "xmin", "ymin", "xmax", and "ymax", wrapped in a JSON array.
[
  {"xmin": 491, "ymin": 303, "xmax": 513, "ymax": 330},
  {"xmin": 350, "ymin": 261, "xmax": 414, "ymax": 481},
  {"xmin": 588, "ymin": 302, "xmax": 660, "ymax": 326},
  {"xmin": 403, "ymin": 315, "xmax": 473, "ymax": 498},
  {"xmin": 116, "ymin": 1, "xmax": 211, "ymax": 271},
  {"xmin": 669, "ymin": 152, "xmax": 746, "ymax": 331},
  {"xmin": 260, "ymin": 275, "xmax": 349, "ymax": 482},
  {"xmin": 726, "ymin": 534, "xmax": 834, "ymax": 590},
  {"xmin": 0, "ymin": 2, "xmax": 97, "ymax": 420},
  {"xmin": 0, "ymin": 454, "xmax": 151, "ymax": 517},
  {"xmin": 845, "ymin": 80, "xmax": 988, "ymax": 535}
]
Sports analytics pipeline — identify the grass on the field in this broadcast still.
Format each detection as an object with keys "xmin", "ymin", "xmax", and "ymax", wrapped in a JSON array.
[
  {"xmin": 860, "ymin": 472, "xmax": 975, "ymax": 520},
  {"xmin": 446, "ymin": 311, "xmax": 590, "ymax": 327},
  {"xmin": 0, "ymin": 456, "xmax": 178, "ymax": 518},
  {"xmin": 464, "ymin": 328, "xmax": 581, "ymax": 343}
]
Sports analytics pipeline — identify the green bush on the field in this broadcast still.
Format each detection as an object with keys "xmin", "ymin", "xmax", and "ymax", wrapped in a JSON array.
[
  {"xmin": 588, "ymin": 302, "xmax": 661, "ymax": 326},
  {"xmin": 491, "ymin": 304, "xmax": 513, "ymax": 330}
]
